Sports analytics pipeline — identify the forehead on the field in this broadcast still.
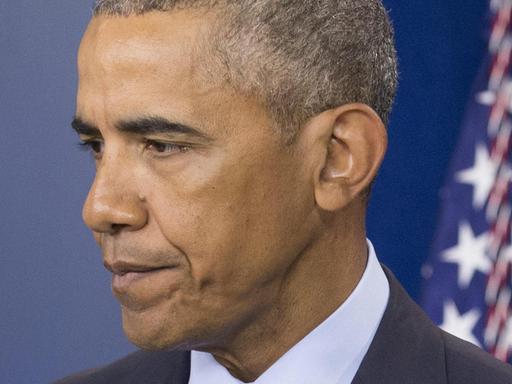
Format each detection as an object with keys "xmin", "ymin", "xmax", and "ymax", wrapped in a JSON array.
[
  {"xmin": 79, "ymin": 11, "xmax": 210, "ymax": 73},
  {"xmin": 77, "ymin": 11, "xmax": 229, "ymax": 130}
]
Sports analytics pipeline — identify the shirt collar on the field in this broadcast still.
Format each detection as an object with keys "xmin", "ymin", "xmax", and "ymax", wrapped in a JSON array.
[{"xmin": 188, "ymin": 240, "xmax": 389, "ymax": 384}]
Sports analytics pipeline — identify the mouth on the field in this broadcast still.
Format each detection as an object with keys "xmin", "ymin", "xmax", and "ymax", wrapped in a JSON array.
[{"xmin": 104, "ymin": 260, "xmax": 178, "ymax": 293}]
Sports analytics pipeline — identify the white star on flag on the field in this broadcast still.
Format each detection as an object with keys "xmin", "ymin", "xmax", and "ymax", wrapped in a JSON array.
[
  {"xmin": 442, "ymin": 222, "xmax": 491, "ymax": 289},
  {"xmin": 456, "ymin": 143, "xmax": 498, "ymax": 209},
  {"xmin": 440, "ymin": 300, "xmax": 481, "ymax": 347}
]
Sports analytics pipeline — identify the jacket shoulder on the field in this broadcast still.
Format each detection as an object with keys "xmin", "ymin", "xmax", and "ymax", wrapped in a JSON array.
[
  {"xmin": 442, "ymin": 330, "xmax": 512, "ymax": 383},
  {"xmin": 53, "ymin": 349, "xmax": 190, "ymax": 384}
]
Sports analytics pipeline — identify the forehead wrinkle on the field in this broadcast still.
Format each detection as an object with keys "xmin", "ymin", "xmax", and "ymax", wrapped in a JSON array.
[
  {"xmin": 92, "ymin": 13, "xmax": 214, "ymax": 67},
  {"xmin": 80, "ymin": 12, "xmax": 225, "ymax": 100},
  {"xmin": 84, "ymin": 34, "xmax": 189, "ymax": 81}
]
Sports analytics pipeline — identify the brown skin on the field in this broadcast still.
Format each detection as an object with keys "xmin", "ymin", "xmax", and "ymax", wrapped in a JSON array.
[{"xmin": 76, "ymin": 10, "xmax": 387, "ymax": 383}]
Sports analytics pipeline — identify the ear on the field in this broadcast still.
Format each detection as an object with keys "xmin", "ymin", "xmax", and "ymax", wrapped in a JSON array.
[{"xmin": 313, "ymin": 103, "xmax": 387, "ymax": 211}]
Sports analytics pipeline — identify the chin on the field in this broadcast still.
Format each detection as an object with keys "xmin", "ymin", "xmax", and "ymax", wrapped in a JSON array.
[
  {"xmin": 120, "ymin": 303, "xmax": 215, "ymax": 352},
  {"xmin": 121, "ymin": 305, "xmax": 186, "ymax": 351},
  {"xmin": 125, "ymin": 329, "xmax": 173, "ymax": 351}
]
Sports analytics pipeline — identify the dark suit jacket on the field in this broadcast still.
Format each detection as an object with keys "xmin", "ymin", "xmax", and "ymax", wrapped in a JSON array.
[{"xmin": 55, "ymin": 267, "xmax": 512, "ymax": 383}]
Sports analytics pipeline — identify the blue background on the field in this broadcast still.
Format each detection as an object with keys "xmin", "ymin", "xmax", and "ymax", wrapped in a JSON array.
[{"xmin": 0, "ymin": 1, "xmax": 488, "ymax": 383}]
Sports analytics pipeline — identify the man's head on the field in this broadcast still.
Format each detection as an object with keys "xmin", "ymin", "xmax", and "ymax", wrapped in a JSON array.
[{"xmin": 75, "ymin": 0, "xmax": 396, "ymax": 354}]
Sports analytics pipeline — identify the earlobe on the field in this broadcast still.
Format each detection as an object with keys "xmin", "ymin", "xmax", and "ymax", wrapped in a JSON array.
[{"xmin": 314, "ymin": 104, "xmax": 387, "ymax": 211}]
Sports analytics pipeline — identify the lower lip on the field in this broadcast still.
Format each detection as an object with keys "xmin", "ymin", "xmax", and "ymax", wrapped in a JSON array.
[{"xmin": 112, "ymin": 268, "xmax": 172, "ymax": 291}]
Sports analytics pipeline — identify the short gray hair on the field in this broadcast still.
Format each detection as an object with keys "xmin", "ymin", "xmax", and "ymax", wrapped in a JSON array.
[{"xmin": 93, "ymin": 0, "xmax": 398, "ymax": 136}]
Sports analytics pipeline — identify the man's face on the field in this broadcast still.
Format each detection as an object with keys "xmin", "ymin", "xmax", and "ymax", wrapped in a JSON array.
[{"xmin": 76, "ymin": 10, "xmax": 317, "ymax": 350}]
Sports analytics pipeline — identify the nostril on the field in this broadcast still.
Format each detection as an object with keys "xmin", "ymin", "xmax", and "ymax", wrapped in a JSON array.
[{"xmin": 110, "ymin": 223, "xmax": 129, "ymax": 234}]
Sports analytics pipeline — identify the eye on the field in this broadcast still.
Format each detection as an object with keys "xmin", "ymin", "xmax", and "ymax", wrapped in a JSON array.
[
  {"xmin": 145, "ymin": 139, "xmax": 191, "ymax": 156},
  {"xmin": 78, "ymin": 139, "xmax": 104, "ymax": 159}
]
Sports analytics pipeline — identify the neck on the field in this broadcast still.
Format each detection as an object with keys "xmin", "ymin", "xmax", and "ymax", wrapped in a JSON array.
[{"xmin": 199, "ymin": 211, "xmax": 368, "ymax": 382}]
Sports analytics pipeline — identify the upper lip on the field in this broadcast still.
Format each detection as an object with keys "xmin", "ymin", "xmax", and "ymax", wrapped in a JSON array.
[{"xmin": 104, "ymin": 260, "xmax": 172, "ymax": 276}]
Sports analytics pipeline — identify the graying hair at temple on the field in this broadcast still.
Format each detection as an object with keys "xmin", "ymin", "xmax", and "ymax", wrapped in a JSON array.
[{"xmin": 93, "ymin": 0, "xmax": 398, "ymax": 136}]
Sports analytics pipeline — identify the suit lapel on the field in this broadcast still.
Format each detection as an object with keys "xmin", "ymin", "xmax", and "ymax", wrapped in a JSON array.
[
  {"xmin": 352, "ymin": 266, "xmax": 447, "ymax": 384},
  {"xmin": 162, "ymin": 351, "xmax": 190, "ymax": 384}
]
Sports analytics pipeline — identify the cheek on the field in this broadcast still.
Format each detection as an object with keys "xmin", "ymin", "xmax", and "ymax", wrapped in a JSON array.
[
  {"xmin": 149, "ymin": 161, "xmax": 308, "ymax": 295},
  {"xmin": 149, "ymin": 189, "xmax": 251, "ymax": 292}
]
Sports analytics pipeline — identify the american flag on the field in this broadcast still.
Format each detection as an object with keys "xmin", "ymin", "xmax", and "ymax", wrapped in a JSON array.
[{"xmin": 421, "ymin": 0, "xmax": 512, "ymax": 363}]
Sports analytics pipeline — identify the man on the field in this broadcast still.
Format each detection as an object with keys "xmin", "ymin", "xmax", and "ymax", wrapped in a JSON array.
[{"xmin": 57, "ymin": 0, "xmax": 512, "ymax": 383}]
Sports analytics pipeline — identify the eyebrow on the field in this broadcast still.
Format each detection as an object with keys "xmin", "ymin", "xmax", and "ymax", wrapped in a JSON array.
[
  {"xmin": 71, "ymin": 117, "xmax": 98, "ymax": 136},
  {"xmin": 71, "ymin": 116, "xmax": 212, "ymax": 141}
]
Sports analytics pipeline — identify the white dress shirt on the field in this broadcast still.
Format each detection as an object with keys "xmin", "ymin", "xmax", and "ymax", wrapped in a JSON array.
[{"xmin": 188, "ymin": 240, "xmax": 390, "ymax": 384}]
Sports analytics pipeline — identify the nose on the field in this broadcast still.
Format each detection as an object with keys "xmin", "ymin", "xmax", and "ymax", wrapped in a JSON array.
[{"xmin": 82, "ymin": 155, "xmax": 148, "ymax": 235}]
